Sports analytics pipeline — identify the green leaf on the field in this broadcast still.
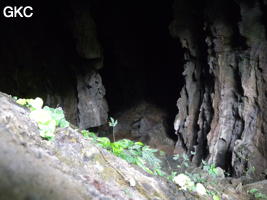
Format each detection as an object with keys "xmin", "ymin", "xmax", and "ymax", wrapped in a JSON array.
[
  {"xmin": 213, "ymin": 195, "xmax": 220, "ymax": 200},
  {"xmin": 16, "ymin": 98, "xmax": 27, "ymax": 106},
  {"xmin": 136, "ymin": 158, "xmax": 153, "ymax": 174},
  {"xmin": 155, "ymin": 168, "xmax": 166, "ymax": 176},
  {"xmin": 109, "ymin": 117, "xmax": 118, "ymax": 127},
  {"xmin": 182, "ymin": 153, "xmax": 189, "ymax": 161},
  {"xmin": 183, "ymin": 162, "xmax": 189, "ymax": 168},
  {"xmin": 28, "ymin": 97, "xmax": 43, "ymax": 110},
  {"xmin": 115, "ymin": 139, "xmax": 134, "ymax": 148},
  {"xmin": 81, "ymin": 130, "xmax": 90, "ymax": 138},
  {"xmin": 248, "ymin": 188, "xmax": 258, "ymax": 194},
  {"xmin": 58, "ymin": 119, "xmax": 69, "ymax": 128},
  {"xmin": 134, "ymin": 141, "xmax": 144, "ymax": 146},
  {"xmin": 29, "ymin": 109, "xmax": 52, "ymax": 124},
  {"xmin": 202, "ymin": 160, "xmax": 207, "ymax": 165},
  {"xmin": 173, "ymin": 154, "xmax": 180, "ymax": 160},
  {"xmin": 96, "ymin": 137, "xmax": 111, "ymax": 148},
  {"xmin": 38, "ymin": 119, "xmax": 56, "ymax": 140},
  {"xmin": 111, "ymin": 142, "xmax": 124, "ymax": 155}
]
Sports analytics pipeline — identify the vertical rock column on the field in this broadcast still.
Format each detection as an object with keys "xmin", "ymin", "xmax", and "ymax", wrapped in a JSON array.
[
  {"xmin": 72, "ymin": 2, "xmax": 108, "ymax": 129},
  {"xmin": 171, "ymin": 0, "xmax": 267, "ymax": 176},
  {"xmin": 170, "ymin": 0, "xmax": 205, "ymax": 162},
  {"xmin": 77, "ymin": 71, "xmax": 108, "ymax": 129},
  {"xmin": 230, "ymin": 0, "xmax": 267, "ymax": 176},
  {"xmin": 205, "ymin": 0, "xmax": 245, "ymax": 171},
  {"xmin": 207, "ymin": 0, "xmax": 267, "ymax": 176}
]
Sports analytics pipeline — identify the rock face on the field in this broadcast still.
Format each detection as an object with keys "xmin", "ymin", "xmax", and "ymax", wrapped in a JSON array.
[
  {"xmin": 77, "ymin": 70, "xmax": 108, "ymax": 129},
  {"xmin": 0, "ymin": 92, "xmax": 196, "ymax": 200},
  {"xmin": 72, "ymin": 2, "xmax": 108, "ymax": 129},
  {"xmin": 171, "ymin": 0, "xmax": 267, "ymax": 177},
  {"xmin": 71, "ymin": 2, "xmax": 102, "ymax": 60}
]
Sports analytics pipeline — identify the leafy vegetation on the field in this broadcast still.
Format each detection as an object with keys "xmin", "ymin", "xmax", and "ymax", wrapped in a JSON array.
[
  {"xmin": 81, "ymin": 129, "xmax": 97, "ymax": 139},
  {"xmin": 81, "ymin": 130, "xmax": 165, "ymax": 176},
  {"xmin": 87, "ymin": 127, "xmax": 226, "ymax": 199},
  {"xmin": 16, "ymin": 97, "xmax": 69, "ymax": 140},
  {"xmin": 171, "ymin": 153, "xmax": 223, "ymax": 199},
  {"xmin": 15, "ymin": 97, "xmax": 163, "ymax": 176},
  {"xmin": 248, "ymin": 188, "xmax": 267, "ymax": 199},
  {"xmin": 173, "ymin": 153, "xmax": 190, "ymax": 169},
  {"xmin": 202, "ymin": 160, "xmax": 219, "ymax": 178}
]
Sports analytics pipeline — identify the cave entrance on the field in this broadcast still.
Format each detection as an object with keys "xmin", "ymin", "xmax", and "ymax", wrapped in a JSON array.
[{"xmin": 93, "ymin": 0, "xmax": 185, "ymax": 152}]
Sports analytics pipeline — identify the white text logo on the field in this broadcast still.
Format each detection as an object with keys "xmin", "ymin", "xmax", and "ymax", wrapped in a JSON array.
[{"xmin": 3, "ymin": 6, "xmax": 33, "ymax": 18}]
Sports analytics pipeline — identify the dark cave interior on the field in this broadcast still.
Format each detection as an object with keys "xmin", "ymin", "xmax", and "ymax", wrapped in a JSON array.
[
  {"xmin": 93, "ymin": 0, "xmax": 183, "ymax": 113},
  {"xmin": 93, "ymin": 0, "xmax": 184, "ymax": 140},
  {"xmin": 0, "ymin": 0, "xmax": 184, "ymax": 141}
]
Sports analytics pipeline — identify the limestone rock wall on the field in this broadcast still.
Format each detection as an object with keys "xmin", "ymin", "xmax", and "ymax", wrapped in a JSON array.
[
  {"xmin": 77, "ymin": 70, "xmax": 108, "ymax": 129},
  {"xmin": 171, "ymin": 0, "xmax": 267, "ymax": 177}
]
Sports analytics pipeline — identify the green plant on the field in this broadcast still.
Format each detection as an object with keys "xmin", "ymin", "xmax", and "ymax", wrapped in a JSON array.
[
  {"xmin": 16, "ymin": 97, "xmax": 43, "ymax": 110},
  {"xmin": 108, "ymin": 117, "xmax": 118, "ymax": 142},
  {"xmin": 185, "ymin": 172, "xmax": 206, "ymax": 184},
  {"xmin": 16, "ymin": 97, "xmax": 69, "ymax": 140},
  {"xmin": 245, "ymin": 166, "xmax": 256, "ymax": 177},
  {"xmin": 81, "ymin": 130, "xmax": 97, "ymax": 139},
  {"xmin": 111, "ymin": 139, "xmax": 164, "ymax": 176},
  {"xmin": 202, "ymin": 160, "xmax": 218, "ymax": 178},
  {"xmin": 206, "ymin": 190, "xmax": 221, "ymax": 200},
  {"xmin": 167, "ymin": 171, "xmax": 178, "ymax": 181},
  {"xmin": 248, "ymin": 188, "xmax": 267, "ymax": 199},
  {"xmin": 173, "ymin": 153, "xmax": 190, "ymax": 169},
  {"xmin": 43, "ymin": 106, "xmax": 69, "ymax": 128},
  {"xmin": 81, "ymin": 130, "xmax": 165, "ymax": 176}
]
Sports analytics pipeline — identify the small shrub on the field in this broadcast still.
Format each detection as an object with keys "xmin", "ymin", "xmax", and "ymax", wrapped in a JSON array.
[{"xmin": 16, "ymin": 97, "xmax": 69, "ymax": 140}]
